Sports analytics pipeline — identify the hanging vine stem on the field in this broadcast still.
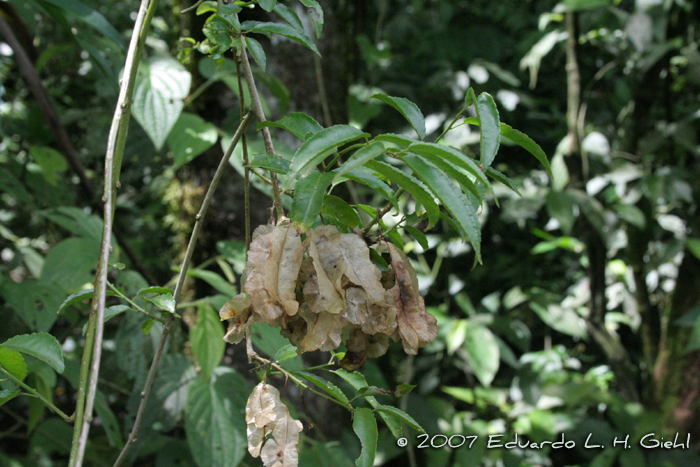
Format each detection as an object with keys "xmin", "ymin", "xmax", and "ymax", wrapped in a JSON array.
[
  {"xmin": 112, "ymin": 111, "xmax": 253, "ymax": 467},
  {"xmin": 238, "ymin": 36, "xmax": 285, "ymax": 220},
  {"xmin": 69, "ymin": 1, "xmax": 157, "ymax": 466}
]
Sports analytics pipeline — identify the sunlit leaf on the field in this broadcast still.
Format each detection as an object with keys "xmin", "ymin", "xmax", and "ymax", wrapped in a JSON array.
[
  {"xmin": 2, "ymin": 332, "xmax": 64, "ymax": 374},
  {"xmin": 371, "ymin": 93, "xmax": 426, "ymax": 139},
  {"xmin": 0, "ymin": 347, "xmax": 27, "ymax": 382},
  {"xmin": 241, "ymin": 21, "xmax": 320, "ymax": 56},
  {"xmin": 353, "ymin": 408, "xmax": 378, "ymax": 467}
]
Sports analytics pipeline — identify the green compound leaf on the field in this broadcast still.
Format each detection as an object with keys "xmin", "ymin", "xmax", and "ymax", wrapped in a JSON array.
[
  {"xmin": 338, "ymin": 168, "xmax": 398, "ymax": 210},
  {"xmin": 168, "ymin": 112, "xmax": 218, "ymax": 169},
  {"xmin": 241, "ymin": 20, "xmax": 320, "ymax": 56},
  {"xmin": 132, "ymin": 58, "xmax": 191, "ymax": 151},
  {"xmin": 486, "ymin": 167, "xmax": 522, "ymax": 196},
  {"xmin": 353, "ymin": 408, "xmax": 378, "ymax": 467},
  {"xmin": 500, "ymin": 123, "xmax": 551, "ymax": 177},
  {"xmin": 408, "ymin": 142, "xmax": 492, "ymax": 195},
  {"xmin": 365, "ymin": 160, "xmax": 439, "ymax": 229},
  {"xmin": 403, "ymin": 155, "xmax": 482, "ymax": 263},
  {"xmin": 2, "ymin": 332, "xmax": 64, "ymax": 374},
  {"xmin": 190, "ymin": 305, "xmax": 225, "ymax": 382},
  {"xmin": 371, "ymin": 93, "xmax": 426, "ymax": 139},
  {"xmin": 285, "ymin": 125, "xmax": 368, "ymax": 190},
  {"xmin": 374, "ymin": 405, "xmax": 425, "ymax": 433},
  {"xmin": 290, "ymin": 171, "xmax": 335, "ymax": 232},
  {"xmin": 296, "ymin": 371, "xmax": 351, "ymax": 405},
  {"xmin": 258, "ymin": 112, "xmax": 323, "ymax": 141},
  {"xmin": 0, "ymin": 346, "xmax": 28, "ymax": 382},
  {"xmin": 273, "ymin": 3, "xmax": 304, "ymax": 31}
]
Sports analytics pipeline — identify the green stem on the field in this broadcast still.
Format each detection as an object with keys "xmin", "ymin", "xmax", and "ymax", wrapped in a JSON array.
[
  {"xmin": 69, "ymin": 2, "xmax": 157, "ymax": 467},
  {"xmin": 362, "ymin": 188, "xmax": 404, "ymax": 235},
  {"xmin": 0, "ymin": 367, "xmax": 72, "ymax": 424},
  {"xmin": 106, "ymin": 282, "xmax": 164, "ymax": 323},
  {"xmin": 434, "ymin": 107, "xmax": 466, "ymax": 144}
]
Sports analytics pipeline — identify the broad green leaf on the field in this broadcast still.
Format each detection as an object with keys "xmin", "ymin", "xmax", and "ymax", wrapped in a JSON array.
[
  {"xmin": 299, "ymin": 0, "xmax": 324, "ymax": 37},
  {"xmin": 2, "ymin": 332, "xmax": 64, "ymax": 374},
  {"xmin": 258, "ymin": 112, "xmax": 323, "ymax": 141},
  {"xmin": 297, "ymin": 371, "xmax": 351, "ymax": 405},
  {"xmin": 463, "ymin": 323, "xmax": 499, "ymax": 387},
  {"xmin": 371, "ymin": 93, "xmax": 426, "ymax": 139},
  {"xmin": 27, "ymin": 373, "xmax": 51, "ymax": 432},
  {"xmin": 241, "ymin": 21, "xmax": 320, "ymax": 56},
  {"xmin": 187, "ymin": 268, "xmax": 238, "ymax": 297},
  {"xmin": 168, "ymin": 113, "xmax": 218, "ymax": 169},
  {"xmin": 245, "ymin": 36, "xmax": 267, "ymax": 71},
  {"xmin": 285, "ymin": 125, "xmax": 367, "ymax": 190},
  {"xmin": 190, "ymin": 305, "xmax": 225, "ymax": 382},
  {"xmin": 137, "ymin": 286, "xmax": 175, "ymax": 296},
  {"xmin": 475, "ymin": 92, "xmax": 500, "ymax": 169},
  {"xmin": 404, "ymin": 225, "xmax": 429, "ymax": 250},
  {"xmin": 485, "ymin": 167, "xmax": 521, "ymax": 196},
  {"xmin": 141, "ymin": 319, "xmax": 155, "ymax": 335},
  {"xmin": 247, "ymin": 153, "xmax": 291, "ymax": 174},
  {"xmin": 41, "ymin": 237, "xmax": 100, "ymax": 291},
  {"xmin": 687, "ymin": 238, "xmax": 700, "ymax": 261},
  {"xmin": 614, "ymin": 204, "xmax": 646, "ymax": 229},
  {"xmin": 0, "ymin": 277, "xmax": 63, "ymax": 332},
  {"xmin": 365, "ymin": 160, "xmax": 439, "ymax": 229},
  {"xmin": 530, "ymin": 302, "xmax": 587, "ymax": 338},
  {"xmin": 403, "ymin": 155, "xmax": 482, "ymax": 262},
  {"xmin": 218, "ymin": 4, "xmax": 243, "ymax": 25},
  {"xmin": 0, "ymin": 347, "xmax": 27, "ymax": 381},
  {"xmin": 332, "ymin": 369, "xmax": 403, "ymax": 438},
  {"xmin": 353, "ymin": 408, "xmax": 378, "ymax": 467},
  {"xmin": 334, "ymin": 141, "xmax": 386, "ymax": 179},
  {"xmin": 322, "ymin": 195, "xmax": 360, "ymax": 229},
  {"xmin": 57, "ymin": 288, "xmax": 94, "ymax": 314},
  {"xmin": 132, "ymin": 57, "xmax": 192, "ymax": 151},
  {"xmin": 446, "ymin": 320, "xmax": 468, "ymax": 355},
  {"xmin": 258, "ymin": 0, "xmax": 277, "ymax": 11},
  {"xmin": 40, "ymin": 207, "xmax": 103, "ymax": 241},
  {"xmin": 408, "ymin": 142, "xmax": 492, "ymax": 194},
  {"xmin": 339, "ymin": 168, "xmax": 398, "ymax": 210},
  {"xmin": 500, "ymin": 123, "xmax": 552, "ymax": 177},
  {"xmin": 551, "ymin": 153, "xmax": 569, "ymax": 191},
  {"xmin": 196, "ymin": 1, "xmax": 219, "ymax": 15},
  {"xmin": 144, "ymin": 294, "xmax": 176, "ymax": 313},
  {"xmin": 36, "ymin": 0, "xmax": 123, "ymax": 48},
  {"xmin": 273, "ymin": 3, "xmax": 304, "ymax": 31},
  {"xmin": 29, "ymin": 146, "xmax": 67, "ymax": 186},
  {"xmin": 374, "ymin": 405, "xmax": 425, "ymax": 433},
  {"xmin": 82, "ymin": 305, "xmax": 131, "ymax": 335},
  {"xmin": 290, "ymin": 171, "xmax": 335, "ymax": 232},
  {"xmin": 0, "ymin": 168, "xmax": 34, "ymax": 206},
  {"xmin": 185, "ymin": 377, "xmax": 247, "ymax": 467}
]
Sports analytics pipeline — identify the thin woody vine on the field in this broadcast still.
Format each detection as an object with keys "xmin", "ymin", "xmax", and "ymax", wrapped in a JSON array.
[{"xmin": 0, "ymin": 1, "xmax": 551, "ymax": 467}]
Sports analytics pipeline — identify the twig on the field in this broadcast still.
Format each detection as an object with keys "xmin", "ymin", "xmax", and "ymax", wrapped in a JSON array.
[
  {"xmin": 0, "ymin": 367, "xmax": 72, "ymax": 423},
  {"xmin": 235, "ymin": 57, "xmax": 252, "ymax": 249},
  {"xmin": 112, "ymin": 111, "xmax": 254, "ymax": 467},
  {"xmin": 71, "ymin": 2, "xmax": 158, "ymax": 467},
  {"xmin": 238, "ymin": 36, "xmax": 285, "ymax": 220},
  {"xmin": 106, "ymin": 282, "xmax": 165, "ymax": 323},
  {"xmin": 180, "ymin": 0, "xmax": 204, "ymax": 13},
  {"xmin": 361, "ymin": 188, "xmax": 404, "ymax": 235}
]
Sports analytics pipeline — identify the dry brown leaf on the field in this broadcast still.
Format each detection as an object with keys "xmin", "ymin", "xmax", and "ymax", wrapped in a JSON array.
[
  {"xmin": 338, "ymin": 234, "xmax": 386, "ymax": 305},
  {"xmin": 297, "ymin": 307, "xmax": 346, "ymax": 352},
  {"xmin": 306, "ymin": 226, "xmax": 347, "ymax": 314},
  {"xmin": 220, "ymin": 293, "xmax": 253, "ymax": 344},
  {"xmin": 245, "ymin": 382, "xmax": 303, "ymax": 467},
  {"xmin": 344, "ymin": 287, "xmax": 397, "ymax": 336},
  {"xmin": 384, "ymin": 242, "xmax": 438, "ymax": 354},
  {"xmin": 219, "ymin": 293, "xmax": 252, "ymax": 320}
]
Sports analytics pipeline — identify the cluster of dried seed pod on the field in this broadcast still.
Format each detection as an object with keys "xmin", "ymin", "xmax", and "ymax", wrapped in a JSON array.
[{"xmin": 219, "ymin": 221, "xmax": 438, "ymax": 370}]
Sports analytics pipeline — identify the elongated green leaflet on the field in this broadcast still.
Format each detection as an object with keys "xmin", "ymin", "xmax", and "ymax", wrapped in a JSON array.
[
  {"xmin": 486, "ymin": 167, "xmax": 521, "ymax": 196},
  {"xmin": 322, "ymin": 195, "xmax": 361, "ymax": 229},
  {"xmin": 296, "ymin": 371, "xmax": 351, "ymax": 405},
  {"xmin": 408, "ymin": 142, "xmax": 492, "ymax": 192},
  {"xmin": 475, "ymin": 92, "xmax": 501, "ymax": 169},
  {"xmin": 371, "ymin": 93, "xmax": 426, "ymax": 139},
  {"xmin": 285, "ymin": 125, "xmax": 367, "ymax": 190},
  {"xmin": 339, "ymin": 169, "xmax": 399, "ymax": 209},
  {"xmin": 257, "ymin": 112, "xmax": 323, "ymax": 141},
  {"xmin": 241, "ymin": 21, "xmax": 320, "ymax": 56},
  {"xmin": 247, "ymin": 153, "xmax": 291, "ymax": 174},
  {"xmin": 334, "ymin": 141, "xmax": 386, "ymax": 179},
  {"xmin": 403, "ymin": 155, "xmax": 482, "ymax": 262},
  {"xmin": 290, "ymin": 172, "xmax": 335, "ymax": 232},
  {"xmin": 365, "ymin": 160, "xmax": 439, "ymax": 229},
  {"xmin": 374, "ymin": 405, "xmax": 425, "ymax": 433},
  {"xmin": 353, "ymin": 408, "xmax": 378, "ymax": 467}
]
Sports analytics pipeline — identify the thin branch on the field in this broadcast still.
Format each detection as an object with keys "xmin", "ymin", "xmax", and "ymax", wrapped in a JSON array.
[
  {"xmin": 71, "ymin": 2, "xmax": 158, "ymax": 467},
  {"xmin": 235, "ymin": 57, "xmax": 252, "ymax": 249},
  {"xmin": 113, "ymin": 111, "xmax": 254, "ymax": 467},
  {"xmin": 181, "ymin": 0, "xmax": 205, "ymax": 13},
  {"xmin": 0, "ymin": 367, "xmax": 72, "ymax": 423},
  {"xmin": 238, "ymin": 37, "xmax": 285, "ymax": 220},
  {"xmin": 362, "ymin": 188, "xmax": 404, "ymax": 235}
]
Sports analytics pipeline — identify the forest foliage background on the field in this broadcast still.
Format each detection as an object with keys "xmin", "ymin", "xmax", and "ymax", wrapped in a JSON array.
[{"xmin": 1, "ymin": 0, "xmax": 700, "ymax": 466}]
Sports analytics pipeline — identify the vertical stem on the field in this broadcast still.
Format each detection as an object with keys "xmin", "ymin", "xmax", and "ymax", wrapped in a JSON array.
[
  {"xmin": 238, "ymin": 37, "xmax": 285, "ymax": 220},
  {"xmin": 565, "ymin": 12, "xmax": 581, "ymax": 160},
  {"xmin": 112, "ymin": 112, "xmax": 253, "ymax": 467},
  {"xmin": 69, "ymin": 2, "xmax": 157, "ymax": 467},
  {"xmin": 235, "ymin": 57, "xmax": 252, "ymax": 249}
]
